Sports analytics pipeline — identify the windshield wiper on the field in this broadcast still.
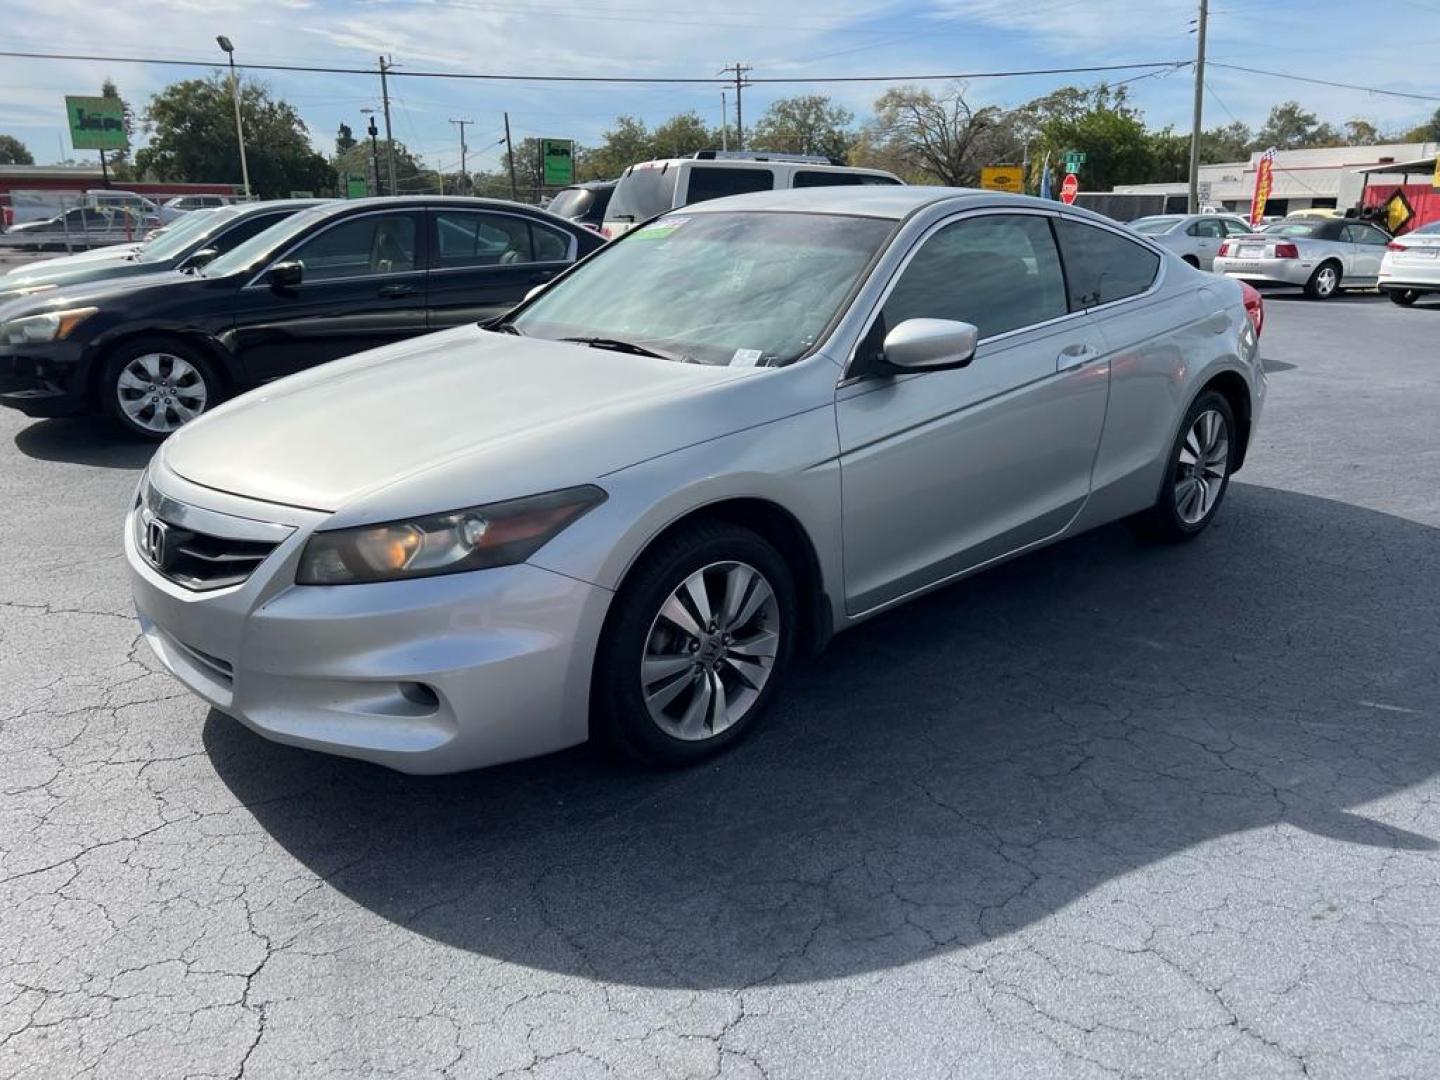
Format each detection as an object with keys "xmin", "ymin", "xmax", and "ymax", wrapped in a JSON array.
[
  {"xmin": 559, "ymin": 336, "xmax": 685, "ymax": 362},
  {"xmin": 485, "ymin": 317, "xmax": 523, "ymax": 335}
]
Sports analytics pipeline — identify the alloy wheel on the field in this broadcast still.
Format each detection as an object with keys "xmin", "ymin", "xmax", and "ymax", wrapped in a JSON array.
[
  {"xmin": 640, "ymin": 560, "xmax": 779, "ymax": 741},
  {"xmin": 1174, "ymin": 409, "xmax": 1229, "ymax": 526},
  {"xmin": 1315, "ymin": 266, "xmax": 1338, "ymax": 296},
  {"xmin": 116, "ymin": 352, "xmax": 208, "ymax": 434}
]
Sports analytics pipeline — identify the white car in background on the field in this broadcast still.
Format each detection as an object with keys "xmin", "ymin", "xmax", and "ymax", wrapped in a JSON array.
[
  {"xmin": 1128, "ymin": 214, "xmax": 1255, "ymax": 270},
  {"xmin": 1379, "ymin": 221, "xmax": 1440, "ymax": 306}
]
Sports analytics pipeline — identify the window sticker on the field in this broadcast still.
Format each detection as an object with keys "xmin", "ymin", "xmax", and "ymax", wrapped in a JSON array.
[
  {"xmin": 730, "ymin": 348, "xmax": 764, "ymax": 367},
  {"xmin": 634, "ymin": 216, "xmax": 690, "ymax": 240}
]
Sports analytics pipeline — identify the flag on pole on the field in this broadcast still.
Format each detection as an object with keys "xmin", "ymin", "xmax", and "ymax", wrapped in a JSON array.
[
  {"xmin": 1039, "ymin": 159, "xmax": 1053, "ymax": 201},
  {"xmin": 1249, "ymin": 147, "xmax": 1276, "ymax": 229}
]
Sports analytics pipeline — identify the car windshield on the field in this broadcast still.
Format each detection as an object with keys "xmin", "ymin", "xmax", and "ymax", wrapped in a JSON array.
[
  {"xmin": 1263, "ymin": 221, "xmax": 1324, "ymax": 237},
  {"xmin": 137, "ymin": 207, "xmax": 228, "ymax": 261},
  {"xmin": 1130, "ymin": 216, "xmax": 1183, "ymax": 235},
  {"xmin": 511, "ymin": 210, "xmax": 895, "ymax": 368},
  {"xmin": 201, "ymin": 204, "xmax": 331, "ymax": 278}
]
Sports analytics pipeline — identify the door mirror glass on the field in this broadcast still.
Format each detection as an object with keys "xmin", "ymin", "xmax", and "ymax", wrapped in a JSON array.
[
  {"xmin": 186, "ymin": 247, "xmax": 220, "ymax": 269},
  {"xmin": 883, "ymin": 318, "xmax": 978, "ymax": 372},
  {"xmin": 266, "ymin": 260, "xmax": 304, "ymax": 289}
]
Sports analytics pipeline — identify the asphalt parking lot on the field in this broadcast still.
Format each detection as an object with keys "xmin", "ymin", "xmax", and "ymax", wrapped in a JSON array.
[{"xmin": 2, "ymin": 292, "xmax": 1438, "ymax": 1079}]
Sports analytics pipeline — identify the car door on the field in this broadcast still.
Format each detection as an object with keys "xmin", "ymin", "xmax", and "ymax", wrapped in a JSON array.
[
  {"xmin": 229, "ymin": 209, "xmax": 428, "ymax": 383},
  {"xmin": 1341, "ymin": 223, "xmax": 1388, "ymax": 281},
  {"xmin": 835, "ymin": 211, "xmax": 1112, "ymax": 614},
  {"xmin": 425, "ymin": 208, "xmax": 577, "ymax": 330},
  {"xmin": 1187, "ymin": 217, "xmax": 1226, "ymax": 269}
]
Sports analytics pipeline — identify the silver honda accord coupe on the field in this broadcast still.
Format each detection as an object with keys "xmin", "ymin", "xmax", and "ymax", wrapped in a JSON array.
[{"xmin": 126, "ymin": 187, "xmax": 1264, "ymax": 773}]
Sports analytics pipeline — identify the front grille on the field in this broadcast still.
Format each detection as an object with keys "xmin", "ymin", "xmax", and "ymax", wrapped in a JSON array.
[
  {"xmin": 171, "ymin": 636, "xmax": 235, "ymax": 686},
  {"xmin": 154, "ymin": 524, "xmax": 279, "ymax": 591}
]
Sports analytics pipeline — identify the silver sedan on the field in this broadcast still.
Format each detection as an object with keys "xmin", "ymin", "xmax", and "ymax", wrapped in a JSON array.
[
  {"xmin": 1213, "ymin": 217, "xmax": 1392, "ymax": 298},
  {"xmin": 126, "ymin": 187, "xmax": 1265, "ymax": 774},
  {"xmin": 1128, "ymin": 213, "xmax": 1253, "ymax": 269}
]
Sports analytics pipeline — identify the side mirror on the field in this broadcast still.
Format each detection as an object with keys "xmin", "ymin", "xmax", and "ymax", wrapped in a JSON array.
[
  {"xmin": 266, "ymin": 261, "xmax": 303, "ymax": 289},
  {"xmin": 882, "ymin": 318, "xmax": 978, "ymax": 372},
  {"xmin": 185, "ymin": 247, "xmax": 220, "ymax": 269}
]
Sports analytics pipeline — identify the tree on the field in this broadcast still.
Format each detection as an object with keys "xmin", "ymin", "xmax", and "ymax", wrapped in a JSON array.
[
  {"xmin": 578, "ymin": 115, "xmax": 653, "ymax": 180},
  {"xmin": 751, "ymin": 96, "xmax": 855, "ymax": 161},
  {"xmin": 100, "ymin": 77, "xmax": 139, "ymax": 179},
  {"xmin": 1147, "ymin": 127, "xmax": 1191, "ymax": 184},
  {"xmin": 136, "ymin": 74, "xmax": 334, "ymax": 196},
  {"xmin": 0, "ymin": 134, "xmax": 33, "ymax": 165},
  {"xmin": 1199, "ymin": 120, "xmax": 1252, "ymax": 164},
  {"xmin": 1018, "ymin": 84, "xmax": 1156, "ymax": 191},
  {"xmin": 1253, "ymin": 101, "xmax": 1341, "ymax": 151},
  {"xmin": 650, "ymin": 112, "xmax": 716, "ymax": 159},
  {"xmin": 335, "ymin": 122, "xmax": 357, "ymax": 156},
  {"xmin": 1343, "ymin": 119, "xmax": 1385, "ymax": 146},
  {"xmin": 862, "ymin": 85, "xmax": 1013, "ymax": 186},
  {"xmin": 333, "ymin": 138, "xmax": 434, "ymax": 195},
  {"xmin": 1402, "ymin": 107, "xmax": 1440, "ymax": 142}
]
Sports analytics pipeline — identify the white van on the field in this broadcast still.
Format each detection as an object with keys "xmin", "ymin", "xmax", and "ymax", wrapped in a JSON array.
[{"xmin": 601, "ymin": 152, "xmax": 902, "ymax": 238}]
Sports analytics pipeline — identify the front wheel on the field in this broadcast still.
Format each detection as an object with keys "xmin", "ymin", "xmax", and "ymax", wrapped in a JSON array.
[
  {"xmin": 1304, "ymin": 261, "xmax": 1341, "ymax": 300},
  {"xmin": 1128, "ymin": 390, "xmax": 1236, "ymax": 544},
  {"xmin": 102, "ymin": 337, "xmax": 223, "ymax": 441},
  {"xmin": 592, "ymin": 522, "xmax": 797, "ymax": 767}
]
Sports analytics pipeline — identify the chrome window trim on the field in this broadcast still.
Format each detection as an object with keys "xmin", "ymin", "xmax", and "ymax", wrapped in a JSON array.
[
  {"xmin": 242, "ymin": 207, "xmax": 424, "ymax": 290},
  {"xmin": 427, "ymin": 206, "xmax": 578, "ymax": 268}
]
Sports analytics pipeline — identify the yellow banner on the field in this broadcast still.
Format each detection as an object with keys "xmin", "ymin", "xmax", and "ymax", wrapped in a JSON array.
[{"xmin": 980, "ymin": 165, "xmax": 1025, "ymax": 193}]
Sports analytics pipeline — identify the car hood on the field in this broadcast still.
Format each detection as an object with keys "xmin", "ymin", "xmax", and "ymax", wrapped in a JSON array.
[
  {"xmin": 0, "ymin": 269, "xmax": 200, "ymax": 322},
  {"xmin": 0, "ymin": 257, "xmax": 149, "ymax": 298},
  {"xmin": 159, "ymin": 325, "xmax": 802, "ymax": 519},
  {"xmin": 0, "ymin": 244, "xmax": 142, "ymax": 279}
]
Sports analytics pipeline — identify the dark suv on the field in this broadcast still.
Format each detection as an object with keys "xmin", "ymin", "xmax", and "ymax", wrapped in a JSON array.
[
  {"xmin": 0, "ymin": 197, "xmax": 605, "ymax": 438},
  {"xmin": 545, "ymin": 180, "xmax": 616, "ymax": 233}
]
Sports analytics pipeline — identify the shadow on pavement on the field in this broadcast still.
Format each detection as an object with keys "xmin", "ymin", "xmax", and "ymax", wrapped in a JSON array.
[
  {"xmin": 14, "ymin": 417, "xmax": 156, "ymax": 469},
  {"xmin": 206, "ymin": 482, "xmax": 1440, "ymax": 989}
]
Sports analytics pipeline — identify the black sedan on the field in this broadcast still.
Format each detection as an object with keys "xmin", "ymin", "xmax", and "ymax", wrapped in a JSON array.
[
  {"xmin": 0, "ymin": 199, "xmax": 324, "ymax": 303},
  {"xmin": 0, "ymin": 197, "xmax": 605, "ymax": 438}
]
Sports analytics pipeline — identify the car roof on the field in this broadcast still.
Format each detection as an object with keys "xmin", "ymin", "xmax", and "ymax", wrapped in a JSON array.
[
  {"xmin": 676, "ymin": 185, "xmax": 1099, "ymax": 221},
  {"xmin": 631, "ymin": 157, "xmax": 894, "ymax": 175}
]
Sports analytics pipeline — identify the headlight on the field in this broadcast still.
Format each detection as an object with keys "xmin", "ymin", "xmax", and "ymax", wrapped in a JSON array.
[
  {"xmin": 0, "ymin": 307, "xmax": 97, "ymax": 345},
  {"xmin": 296, "ymin": 486, "xmax": 606, "ymax": 585}
]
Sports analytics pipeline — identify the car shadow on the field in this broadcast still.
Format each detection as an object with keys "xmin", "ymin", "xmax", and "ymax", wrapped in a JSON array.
[
  {"xmin": 13, "ymin": 417, "xmax": 156, "ymax": 469},
  {"xmin": 205, "ymin": 482, "xmax": 1440, "ymax": 990}
]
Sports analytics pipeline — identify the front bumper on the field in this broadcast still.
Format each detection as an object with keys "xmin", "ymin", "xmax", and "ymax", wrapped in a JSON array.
[
  {"xmin": 1213, "ymin": 256, "xmax": 1314, "ymax": 288},
  {"xmin": 0, "ymin": 342, "xmax": 89, "ymax": 416},
  {"xmin": 125, "ymin": 465, "xmax": 613, "ymax": 774}
]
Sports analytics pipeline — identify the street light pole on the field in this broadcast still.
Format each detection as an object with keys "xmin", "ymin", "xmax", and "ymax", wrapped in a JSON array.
[
  {"xmin": 216, "ymin": 36, "xmax": 251, "ymax": 199},
  {"xmin": 362, "ymin": 110, "xmax": 382, "ymax": 196},
  {"xmin": 1187, "ymin": 0, "xmax": 1209, "ymax": 214}
]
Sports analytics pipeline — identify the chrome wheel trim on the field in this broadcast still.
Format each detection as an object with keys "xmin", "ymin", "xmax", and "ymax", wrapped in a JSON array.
[
  {"xmin": 116, "ymin": 352, "xmax": 207, "ymax": 434},
  {"xmin": 641, "ymin": 560, "xmax": 779, "ymax": 742},
  {"xmin": 1174, "ymin": 408, "xmax": 1230, "ymax": 526},
  {"xmin": 1315, "ymin": 266, "xmax": 1338, "ymax": 295}
]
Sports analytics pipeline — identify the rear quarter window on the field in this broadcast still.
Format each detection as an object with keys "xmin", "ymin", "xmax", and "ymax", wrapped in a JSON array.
[
  {"xmin": 1054, "ymin": 218, "xmax": 1161, "ymax": 308},
  {"xmin": 683, "ymin": 167, "xmax": 774, "ymax": 204},
  {"xmin": 793, "ymin": 171, "xmax": 898, "ymax": 188}
]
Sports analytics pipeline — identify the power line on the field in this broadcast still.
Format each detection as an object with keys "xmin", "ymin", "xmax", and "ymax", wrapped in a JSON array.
[{"xmin": 1208, "ymin": 62, "xmax": 1440, "ymax": 103}]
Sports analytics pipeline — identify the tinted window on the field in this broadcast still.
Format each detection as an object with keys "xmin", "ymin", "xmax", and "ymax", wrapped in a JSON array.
[
  {"xmin": 547, "ymin": 188, "xmax": 593, "ymax": 219},
  {"xmin": 1053, "ymin": 219, "xmax": 1160, "ymax": 308},
  {"xmin": 289, "ymin": 214, "xmax": 416, "ymax": 281},
  {"xmin": 793, "ymin": 171, "xmax": 897, "ymax": 188},
  {"xmin": 1188, "ymin": 218, "xmax": 1225, "ymax": 239},
  {"xmin": 531, "ymin": 222, "xmax": 571, "ymax": 261},
  {"xmin": 606, "ymin": 165, "xmax": 679, "ymax": 223},
  {"xmin": 685, "ymin": 167, "xmax": 773, "ymax": 204},
  {"xmin": 434, "ymin": 211, "xmax": 531, "ymax": 268},
  {"xmin": 881, "ymin": 214, "xmax": 1068, "ymax": 340},
  {"xmin": 212, "ymin": 212, "xmax": 287, "ymax": 253}
]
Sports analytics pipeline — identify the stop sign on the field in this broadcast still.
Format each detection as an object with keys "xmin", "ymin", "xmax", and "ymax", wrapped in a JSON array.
[{"xmin": 1060, "ymin": 172, "xmax": 1079, "ymax": 205}]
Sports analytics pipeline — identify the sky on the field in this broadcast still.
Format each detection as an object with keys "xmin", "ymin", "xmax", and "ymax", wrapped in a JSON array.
[{"xmin": 1, "ymin": 0, "xmax": 1438, "ymax": 179}]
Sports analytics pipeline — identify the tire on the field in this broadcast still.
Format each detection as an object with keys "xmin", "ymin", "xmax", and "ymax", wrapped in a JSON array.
[
  {"xmin": 1128, "ymin": 390, "xmax": 1237, "ymax": 544},
  {"xmin": 1387, "ymin": 289, "xmax": 1419, "ymax": 307},
  {"xmin": 592, "ymin": 521, "xmax": 798, "ymax": 767},
  {"xmin": 101, "ymin": 336, "xmax": 224, "ymax": 441},
  {"xmin": 1303, "ymin": 260, "xmax": 1341, "ymax": 300}
]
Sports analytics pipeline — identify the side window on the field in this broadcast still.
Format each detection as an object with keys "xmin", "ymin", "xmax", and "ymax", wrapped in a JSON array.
[
  {"xmin": 880, "ymin": 214, "xmax": 1069, "ymax": 341},
  {"xmin": 1345, "ymin": 225, "xmax": 1388, "ymax": 247},
  {"xmin": 1053, "ymin": 219, "xmax": 1160, "ymax": 308},
  {"xmin": 288, "ymin": 214, "xmax": 417, "ymax": 282},
  {"xmin": 529, "ymin": 222, "xmax": 572, "ymax": 262},
  {"xmin": 1188, "ymin": 218, "xmax": 1224, "ymax": 239},
  {"xmin": 211, "ymin": 213, "xmax": 282, "ymax": 253},
  {"xmin": 432, "ymin": 211, "xmax": 533, "ymax": 268},
  {"xmin": 795, "ymin": 171, "xmax": 869, "ymax": 188},
  {"xmin": 1222, "ymin": 219, "xmax": 1253, "ymax": 236},
  {"xmin": 684, "ymin": 167, "xmax": 773, "ymax": 205}
]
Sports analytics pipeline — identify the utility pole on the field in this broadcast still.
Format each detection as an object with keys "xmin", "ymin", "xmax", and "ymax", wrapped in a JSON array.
[
  {"xmin": 1188, "ymin": 0, "xmax": 1209, "ymax": 214},
  {"xmin": 721, "ymin": 91, "xmax": 728, "ymax": 151},
  {"xmin": 503, "ymin": 112, "xmax": 518, "ymax": 201},
  {"xmin": 217, "ymin": 36, "xmax": 251, "ymax": 199},
  {"xmin": 362, "ymin": 111, "xmax": 381, "ymax": 196},
  {"xmin": 718, "ymin": 63, "xmax": 751, "ymax": 149},
  {"xmin": 449, "ymin": 117, "xmax": 473, "ymax": 194},
  {"xmin": 379, "ymin": 55, "xmax": 398, "ymax": 197}
]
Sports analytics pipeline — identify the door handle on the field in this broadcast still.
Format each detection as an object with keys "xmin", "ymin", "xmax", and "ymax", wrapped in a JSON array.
[
  {"xmin": 1057, "ymin": 344, "xmax": 1100, "ymax": 372},
  {"xmin": 378, "ymin": 283, "xmax": 416, "ymax": 298}
]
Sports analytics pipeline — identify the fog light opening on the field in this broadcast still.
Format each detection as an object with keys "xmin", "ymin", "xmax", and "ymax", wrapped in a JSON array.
[{"xmin": 398, "ymin": 681, "xmax": 440, "ymax": 710}]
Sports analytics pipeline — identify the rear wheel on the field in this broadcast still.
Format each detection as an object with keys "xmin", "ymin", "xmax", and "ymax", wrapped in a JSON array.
[
  {"xmin": 102, "ymin": 337, "xmax": 223, "ymax": 441},
  {"xmin": 593, "ymin": 522, "xmax": 797, "ymax": 767},
  {"xmin": 1304, "ymin": 260, "xmax": 1341, "ymax": 300},
  {"xmin": 1387, "ymin": 289, "xmax": 1420, "ymax": 306},
  {"xmin": 1128, "ymin": 390, "xmax": 1236, "ymax": 544}
]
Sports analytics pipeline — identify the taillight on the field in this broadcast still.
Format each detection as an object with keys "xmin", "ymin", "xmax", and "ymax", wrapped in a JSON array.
[
  {"xmin": 1217, "ymin": 241, "xmax": 1231, "ymax": 257},
  {"xmin": 1387, "ymin": 241, "xmax": 1405, "ymax": 251},
  {"xmin": 1274, "ymin": 243, "xmax": 1299, "ymax": 259},
  {"xmin": 599, "ymin": 225, "xmax": 614, "ymax": 239},
  {"xmin": 1239, "ymin": 282, "xmax": 1264, "ymax": 338}
]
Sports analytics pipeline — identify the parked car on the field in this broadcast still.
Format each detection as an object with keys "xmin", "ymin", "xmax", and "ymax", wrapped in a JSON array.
[
  {"xmin": 0, "ymin": 196, "xmax": 605, "ymax": 437},
  {"xmin": 1, "ymin": 206, "xmax": 156, "ymax": 251},
  {"xmin": 87, "ymin": 190, "xmax": 164, "ymax": 221},
  {"xmin": 546, "ymin": 180, "xmax": 616, "ymax": 232},
  {"xmin": 1212, "ymin": 217, "xmax": 1391, "ymax": 298},
  {"xmin": 158, "ymin": 194, "xmax": 238, "ymax": 224},
  {"xmin": 602, "ymin": 151, "xmax": 902, "ymax": 238},
  {"xmin": 1128, "ymin": 213, "xmax": 1254, "ymax": 269},
  {"xmin": 1378, "ymin": 220, "xmax": 1440, "ymax": 306},
  {"xmin": 125, "ymin": 187, "xmax": 1263, "ymax": 774},
  {"xmin": 0, "ymin": 200, "xmax": 323, "ymax": 303}
]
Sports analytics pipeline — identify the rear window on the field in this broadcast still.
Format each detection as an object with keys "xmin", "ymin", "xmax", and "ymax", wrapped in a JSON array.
[
  {"xmin": 606, "ymin": 166, "xmax": 679, "ymax": 223},
  {"xmin": 548, "ymin": 188, "xmax": 594, "ymax": 219},
  {"xmin": 685, "ymin": 166, "xmax": 774, "ymax": 204},
  {"xmin": 793, "ymin": 171, "xmax": 899, "ymax": 188},
  {"xmin": 1054, "ymin": 219, "xmax": 1160, "ymax": 308},
  {"xmin": 1263, "ymin": 221, "xmax": 1324, "ymax": 238}
]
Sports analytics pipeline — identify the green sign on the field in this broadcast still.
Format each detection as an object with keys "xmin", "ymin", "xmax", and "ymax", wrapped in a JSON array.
[
  {"xmin": 1064, "ymin": 151, "xmax": 1087, "ymax": 171},
  {"xmin": 344, "ymin": 175, "xmax": 369, "ymax": 199},
  {"xmin": 541, "ymin": 138, "xmax": 575, "ymax": 186},
  {"xmin": 65, "ymin": 95, "xmax": 128, "ymax": 152}
]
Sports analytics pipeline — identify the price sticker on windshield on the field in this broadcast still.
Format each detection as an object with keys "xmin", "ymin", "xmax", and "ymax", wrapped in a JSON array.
[
  {"xmin": 730, "ymin": 348, "xmax": 764, "ymax": 367},
  {"xmin": 635, "ymin": 216, "xmax": 690, "ymax": 240}
]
